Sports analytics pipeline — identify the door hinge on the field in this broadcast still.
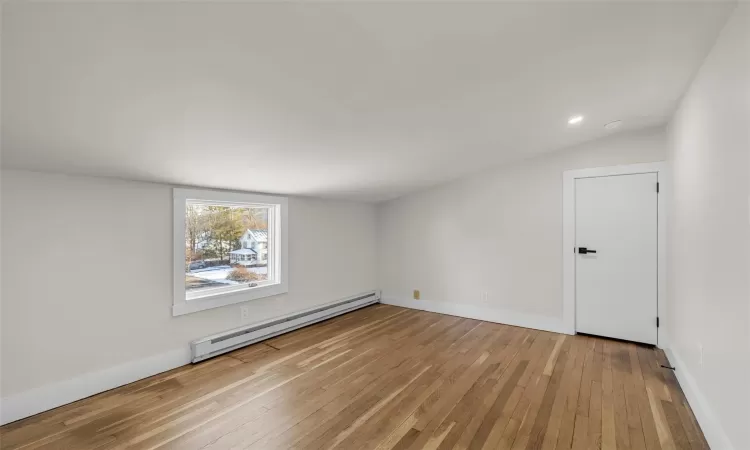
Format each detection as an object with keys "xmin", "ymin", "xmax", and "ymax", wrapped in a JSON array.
[
  {"xmin": 656, "ymin": 317, "xmax": 660, "ymax": 328},
  {"xmin": 656, "ymin": 182, "xmax": 660, "ymax": 193}
]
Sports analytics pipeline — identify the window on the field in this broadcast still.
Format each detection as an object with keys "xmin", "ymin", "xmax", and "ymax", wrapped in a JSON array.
[{"xmin": 173, "ymin": 188, "xmax": 288, "ymax": 316}]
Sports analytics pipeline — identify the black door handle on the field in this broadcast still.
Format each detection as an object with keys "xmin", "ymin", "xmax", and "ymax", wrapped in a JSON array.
[{"xmin": 578, "ymin": 247, "xmax": 597, "ymax": 254}]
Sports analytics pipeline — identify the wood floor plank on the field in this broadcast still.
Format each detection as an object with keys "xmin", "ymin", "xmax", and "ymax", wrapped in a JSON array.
[
  {"xmin": 434, "ymin": 328, "xmax": 532, "ymax": 450},
  {"xmin": 587, "ymin": 379, "xmax": 603, "ymax": 450},
  {"xmin": 269, "ymin": 316, "xmax": 485, "ymax": 450},
  {"xmin": 628, "ymin": 343, "xmax": 662, "ymax": 450},
  {"xmin": 639, "ymin": 347, "xmax": 677, "ymax": 450},
  {"xmin": 521, "ymin": 336, "xmax": 571, "ymax": 450},
  {"xmin": 601, "ymin": 340, "xmax": 617, "ymax": 450},
  {"xmin": 621, "ymin": 344, "xmax": 647, "ymax": 450},
  {"xmin": 240, "ymin": 314, "xmax": 463, "ymax": 450},
  {"xmin": 496, "ymin": 333, "xmax": 558, "ymax": 450},
  {"xmin": 661, "ymin": 399, "xmax": 692, "ymax": 450},
  {"xmin": 466, "ymin": 358, "xmax": 529, "ymax": 450},
  {"xmin": 0, "ymin": 306, "xmax": 710, "ymax": 450},
  {"xmin": 404, "ymin": 333, "xmax": 510, "ymax": 448},
  {"xmin": 570, "ymin": 339, "xmax": 596, "ymax": 450},
  {"xmin": 653, "ymin": 350, "xmax": 709, "ymax": 450},
  {"xmin": 553, "ymin": 336, "xmax": 587, "ymax": 450}
]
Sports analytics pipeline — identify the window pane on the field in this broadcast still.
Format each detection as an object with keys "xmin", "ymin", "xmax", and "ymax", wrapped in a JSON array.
[{"xmin": 185, "ymin": 203, "xmax": 270, "ymax": 297}]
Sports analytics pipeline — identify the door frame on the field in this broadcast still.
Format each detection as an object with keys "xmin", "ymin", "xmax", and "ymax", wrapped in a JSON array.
[{"xmin": 562, "ymin": 162, "xmax": 668, "ymax": 347}]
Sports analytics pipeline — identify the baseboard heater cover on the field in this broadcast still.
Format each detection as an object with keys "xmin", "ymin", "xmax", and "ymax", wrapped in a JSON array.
[{"xmin": 190, "ymin": 290, "xmax": 380, "ymax": 363}]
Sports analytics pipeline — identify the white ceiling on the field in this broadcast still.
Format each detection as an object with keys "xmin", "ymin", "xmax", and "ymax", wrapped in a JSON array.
[{"xmin": 0, "ymin": 2, "xmax": 734, "ymax": 202}]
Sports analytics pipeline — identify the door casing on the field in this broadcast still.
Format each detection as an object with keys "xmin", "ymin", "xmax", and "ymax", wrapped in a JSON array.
[{"xmin": 562, "ymin": 162, "xmax": 668, "ymax": 347}]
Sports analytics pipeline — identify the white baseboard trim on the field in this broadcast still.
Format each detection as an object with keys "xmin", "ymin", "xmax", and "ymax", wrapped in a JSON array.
[
  {"xmin": 0, "ymin": 347, "xmax": 191, "ymax": 426},
  {"xmin": 663, "ymin": 347, "xmax": 735, "ymax": 450},
  {"xmin": 381, "ymin": 297, "xmax": 570, "ymax": 335}
]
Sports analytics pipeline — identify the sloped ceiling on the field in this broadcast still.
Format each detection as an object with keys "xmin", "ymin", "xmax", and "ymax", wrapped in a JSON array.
[{"xmin": 0, "ymin": 2, "xmax": 734, "ymax": 201}]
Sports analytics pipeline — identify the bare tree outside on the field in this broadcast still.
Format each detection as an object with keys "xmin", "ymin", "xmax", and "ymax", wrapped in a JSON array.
[{"xmin": 185, "ymin": 204, "xmax": 269, "ymax": 293}]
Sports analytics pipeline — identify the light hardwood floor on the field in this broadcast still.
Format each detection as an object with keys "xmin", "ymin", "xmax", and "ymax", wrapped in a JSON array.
[{"xmin": 0, "ymin": 305, "xmax": 708, "ymax": 450}]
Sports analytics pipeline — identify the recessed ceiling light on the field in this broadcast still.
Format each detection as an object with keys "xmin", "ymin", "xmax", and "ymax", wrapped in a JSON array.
[
  {"xmin": 604, "ymin": 120, "xmax": 623, "ymax": 130},
  {"xmin": 567, "ymin": 115, "xmax": 584, "ymax": 125}
]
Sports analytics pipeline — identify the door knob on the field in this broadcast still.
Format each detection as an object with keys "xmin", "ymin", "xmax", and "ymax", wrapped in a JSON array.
[{"xmin": 578, "ymin": 247, "xmax": 597, "ymax": 254}]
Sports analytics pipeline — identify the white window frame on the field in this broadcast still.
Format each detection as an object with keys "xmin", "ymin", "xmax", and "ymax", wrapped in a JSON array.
[{"xmin": 173, "ymin": 188, "xmax": 288, "ymax": 316}]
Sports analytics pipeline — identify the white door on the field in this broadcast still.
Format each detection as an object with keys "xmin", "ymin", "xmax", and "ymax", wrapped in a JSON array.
[{"xmin": 575, "ymin": 172, "xmax": 658, "ymax": 345}]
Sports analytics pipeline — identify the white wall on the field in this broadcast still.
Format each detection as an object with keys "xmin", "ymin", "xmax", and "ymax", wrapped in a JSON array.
[
  {"xmin": 377, "ymin": 127, "xmax": 666, "ymax": 332},
  {"xmin": 0, "ymin": 170, "xmax": 376, "ymax": 417},
  {"xmin": 666, "ymin": 5, "xmax": 750, "ymax": 450}
]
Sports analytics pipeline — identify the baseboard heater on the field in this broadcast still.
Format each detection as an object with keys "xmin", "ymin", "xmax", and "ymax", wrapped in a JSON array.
[{"xmin": 190, "ymin": 290, "xmax": 381, "ymax": 363}]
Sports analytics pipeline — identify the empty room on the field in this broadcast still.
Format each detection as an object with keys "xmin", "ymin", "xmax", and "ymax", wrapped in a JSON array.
[{"xmin": 0, "ymin": 1, "xmax": 748, "ymax": 449}]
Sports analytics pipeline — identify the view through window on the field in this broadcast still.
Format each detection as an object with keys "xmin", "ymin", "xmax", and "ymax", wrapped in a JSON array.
[{"xmin": 185, "ymin": 202, "xmax": 271, "ymax": 297}]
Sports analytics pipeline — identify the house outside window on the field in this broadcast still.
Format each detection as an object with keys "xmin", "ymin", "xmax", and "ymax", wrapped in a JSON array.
[{"xmin": 173, "ymin": 188, "xmax": 288, "ymax": 316}]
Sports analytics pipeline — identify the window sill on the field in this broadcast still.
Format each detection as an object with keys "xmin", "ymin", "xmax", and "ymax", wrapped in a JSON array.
[{"xmin": 173, "ymin": 282, "xmax": 288, "ymax": 316}]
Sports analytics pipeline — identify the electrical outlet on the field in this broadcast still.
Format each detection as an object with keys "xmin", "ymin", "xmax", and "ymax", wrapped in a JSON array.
[
  {"xmin": 481, "ymin": 291, "xmax": 489, "ymax": 302},
  {"xmin": 699, "ymin": 344, "xmax": 704, "ymax": 366},
  {"xmin": 241, "ymin": 305, "xmax": 250, "ymax": 321},
  {"xmin": 413, "ymin": 290, "xmax": 420, "ymax": 300}
]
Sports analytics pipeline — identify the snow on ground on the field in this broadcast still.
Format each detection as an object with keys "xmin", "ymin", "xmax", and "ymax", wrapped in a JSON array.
[{"xmin": 188, "ymin": 265, "xmax": 268, "ymax": 284}]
